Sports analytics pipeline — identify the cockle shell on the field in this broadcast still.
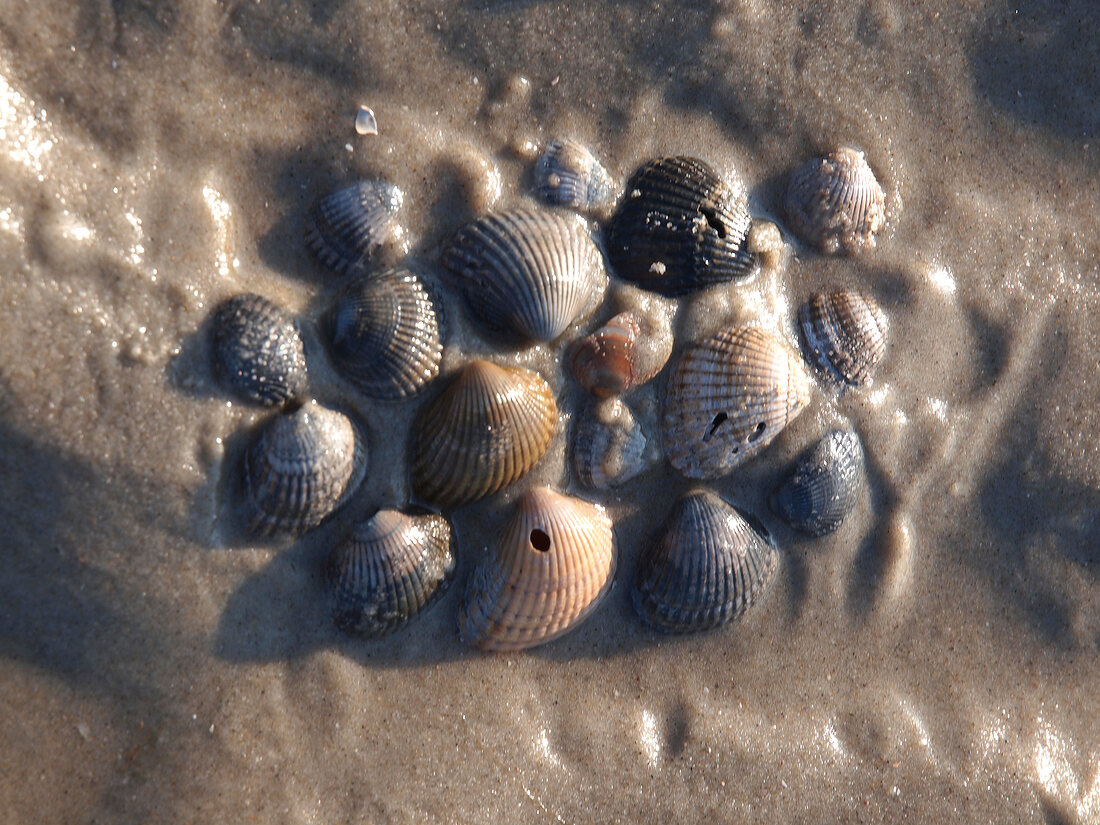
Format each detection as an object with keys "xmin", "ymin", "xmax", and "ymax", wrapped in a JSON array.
[
  {"xmin": 783, "ymin": 147, "xmax": 885, "ymax": 255},
  {"xmin": 572, "ymin": 397, "xmax": 653, "ymax": 490},
  {"xmin": 769, "ymin": 428, "xmax": 865, "ymax": 536},
  {"xmin": 533, "ymin": 138, "xmax": 616, "ymax": 216},
  {"xmin": 306, "ymin": 180, "xmax": 404, "ymax": 275},
  {"xmin": 569, "ymin": 309, "xmax": 673, "ymax": 398},
  {"xmin": 458, "ymin": 487, "xmax": 617, "ymax": 651},
  {"xmin": 662, "ymin": 325, "xmax": 813, "ymax": 479},
  {"xmin": 798, "ymin": 290, "xmax": 889, "ymax": 387},
  {"xmin": 211, "ymin": 293, "xmax": 307, "ymax": 406},
  {"xmin": 410, "ymin": 360, "xmax": 558, "ymax": 508}
]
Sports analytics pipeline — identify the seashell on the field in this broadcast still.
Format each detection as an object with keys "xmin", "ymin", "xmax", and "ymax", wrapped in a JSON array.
[
  {"xmin": 569, "ymin": 309, "xmax": 673, "ymax": 398},
  {"xmin": 633, "ymin": 489, "xmax": 778, "ymax": 633},
  {"xmin": 798, "ymin": 290, "xmax": 889, "ymax": 388},
  {"xmin": 327, "ymin": 509, "xmax": 456, "ymax": 637},
  {"xmin": 458, "ymin": 486, "xmax": 616, "ymax": 651},
  {"xmin": 306, "ymin": 180, "xmax": 404, "ymax": 276},
  {"xmin": 243, "ymin": 400, "xmax": 368, "ymax": 537},
  {"xmin": 532, "ymin": 138, "xmax": 616, "ymax": 216},
  {"xmin": 211, "ymin": 293, "xmax": 307, "ymax": 406},
  {"xmin": 572, "ymin": 397, "xmax": 653, "ymax": 489},
  {"xmin": 410, "ymin": 360, "xmax": 557, "ymax": 508},
  {"xmin": 783, "ymin": 147, "xmax": 885, "ymax": 256},
  {"xmin": 605, "ymin": 156, "xmax": 756, "ymax": 296},
  {"xmin": 662, "ymin": 325, "xmax": 812, "ymax": 479},
  {"xmin": 321, "ymin": 268, "xmax": 443, "ymax": 399},
  {"xmin": 441, "ymin": 208, "xmax": 607, "ymax": 342},
  {"xmin": 769, "ymin": 428, "xmax": 865, "ymax": 536}
]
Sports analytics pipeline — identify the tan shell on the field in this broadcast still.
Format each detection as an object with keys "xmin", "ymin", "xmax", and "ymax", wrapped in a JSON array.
[
  {"xmin": 458, "ymin": 487, "xmax": 617, "ymax": 651},
  {"xmin": 410, "ymin": 360, "xmax": 558, "ymax": 508},
  {"xmin": 798, "ymin": 290, "xmax": 889, "ymax": 387},
  {"xmin": 783, "ymin": 147, "xmax": 885, "ymax": 256},
  {"xmin": 572, "ymin": 397, "xmax": 653, "ymax": 489},
  {"xmin": 662, "ymin": 325, "xmax": 813, "ymax": 479},
  {"xmin": 569, "ymin": 309, "xmax": 672, "ymax": 398}
]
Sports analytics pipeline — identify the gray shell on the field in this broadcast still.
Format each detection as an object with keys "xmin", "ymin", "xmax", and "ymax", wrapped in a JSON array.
[
  {"xmin": 572, "ymin": 397, "xmax": 653, "ymax": 490},
  {"xmin": 533, "ymin": 138, "xmax": 616, "ymax": 215},
  {"xmin": 769, "ymin": 428, "xmax": 865, "ymax": 536},
  {"xmin": 798, "ymin": 290, "xmax": 889, "ymax": 387},
  {"xmin": 211, "ymin": 293, "xmax": 307, "ymax": 406},
  {"xmin": 306, "ymin": 180, "xmax": 404, "ymax": 276},
  {"xmin": 783, "ymin": 147, "xmax": 885, "ymax": 256},
  {"xmin": 633, "ymin": 489, "xmax": 778, "ymax": 633}
]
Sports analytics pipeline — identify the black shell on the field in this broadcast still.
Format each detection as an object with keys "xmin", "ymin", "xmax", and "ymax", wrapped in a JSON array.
[
  {"xmin": 322, "ymin": 268, "xmax": 442, "ymax": 399},
  {"xmin": 306, "ymin": 180, "xmax": 404, "ymax": 276},
  {"xmin": 605, "ymin": 156, "xmax": 757, "ymax": 296},
  {"xmin": 533, "ymin": 138, "xmax": 616, "ymax": 215},
  {"xmin": 633, "ymin": 489, "xmax": 778, "ymax": 633},
  {"xmin": 211, "ymin": 293, "xmax": 307, "ymax": 406},
  {"xmin": 328, "ymin": 509, "xmax": 456, "ymax": 637},
  {"xmin": 769, "ymin": 428, "xmax": 865, "ymax": 536},
  {"xmin": 798, "ymin": 290, "xmax": 889, "ymax": 387}
]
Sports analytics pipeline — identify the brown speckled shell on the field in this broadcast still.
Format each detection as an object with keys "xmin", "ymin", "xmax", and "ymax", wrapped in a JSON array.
[
  {"xmin": 783, "ymin": 147, "xmax": 885, "ymax": 256},
  {"xmin": 798, "ymin": 290, "xmax": 889, "ymax": 387},
  {"xmin": 570, "ymin": 309, "xmax": 671, "ymax": 398}
]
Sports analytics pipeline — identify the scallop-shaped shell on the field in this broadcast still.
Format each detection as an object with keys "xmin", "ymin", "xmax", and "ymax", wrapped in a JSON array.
[
  {"xmin": 243, "ymin": 401, "xmax": 368, "ymax": 537},
  {"xmin": 322, "ymin": 268, "xmax": 442, "ymax": 399},
  {"xmin": 633, "ymin": 489, "xmax": 778, "ymax": 633},
  {"xmin": 605, "ymin": 156, "xmax": 757, "ymax": 296},
  {"xmin": 327, "ymin": 509, "xmax": 456, "ymax": 637},
  {"xmin": 570, "ymin": 309, "xmax": 672, "ymax": 398},
  {"xmin": 306, "ymin": 180, "xmax": 404, "ymax": 275},
  {"xmin": 798, "ymin": 290, "xmax": 888, "ymax": 388},
  {"xmin": 572, "ymin": 397, "xmax": 652, "ymax": 490},
  {"xmin": 769, "ymin": 428, "xmax": 865, "ymax": 536},
  {"xmin": 211, "ymin": 293, "xmax": 307, "ymax": 406},
  {"xmin": 458, "ymin": 487, "xmax": 616, "ymax": 651},
  {"xmin": 441, "ymin": 208, "xmax": 607, "ymax": 342},
  {"xmin": 783, "ymin": 147, "xmax": 885, "ymax": 255},
  {"xmin": 410, "ymin": 361, "xmax": 557, "ymax": 508},
  {"xmin": 662, "ymin": 325, "xmax": 813, "ymax": 479},
  {"xmin": 533, "ymin": 138, "xmax": 616, "ymax": 216}
]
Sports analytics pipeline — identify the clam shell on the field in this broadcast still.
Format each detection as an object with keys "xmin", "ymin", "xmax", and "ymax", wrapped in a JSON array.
[
  {"xmin": 605, "ymin": 156, "xmax": 756, "ymax": 296},
  {"xmin": 662, "ymin": 325, "xmax": 813, "ymax": 479},
  {"xmin": 570, "ymin": 309, "xmax": 672, "ymax": 398},
  {"xmin": 783, "ymin": 147, "xmax": 885, "ymax": 255},
  {"xmin": 243, "ymin": 400, "xmax": 368, "ymax": 537},
  {"xmin": 322, "ymin": 268, "xmax": 442, "ymax": 399},
  {"xmin": 441, "ymin": 208, "xmax": 607, "ymax": 342},
  {"xmin": 798, "ymin": 290, "xmax": 889, "ymax": 387},
  {"xmin": 211, "ymin": 293, "xmax": 307, "ymax": 406},
  {"xmin": 328, "ymin": 509, "xmax": 456, "ymax": 636},
  {"xmin": 410, "ymin": 360, "xmax": 558, "ymax": 508},
  {"xmin": 769, "ymin": 428, "xmax": 865, "ymax": 536},
  {"xmin": 633, "ymin": 489, "xmax": 778, "ymax": 633},
  {"xmin": 306, "ymin": 180, "xmax": 404, "ymax": 276},
  {"xmin": 533, "ymin": 138, "xmax": 616, "ymax": 216},
  {"xmin": 572, "ymin": 397, "xmax": 652, "ymax": 490},
  {"xmin": 458, "ymin": 487, "xmax": 617, "ymax": 651}
]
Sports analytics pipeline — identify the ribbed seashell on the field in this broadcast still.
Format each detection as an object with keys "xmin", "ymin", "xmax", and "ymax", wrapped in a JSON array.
[
  {"xmin": 662, "ymin": 325, "xmax": 813, "ymax": 479},
  {"xmin": 533, "ymin": 138, "xmax": 616, "ymax": 216},
  {"xmin": 572, "ymin": 397, "xmax": 652, "ymax": 489},
  {"xmin": 322, "ymin": 268, "xmax": 442, "ymax": 399},
  {"xmin": 211, "ymin": 293, "xmax": 307, "ymax": 406},
  {"xmin": 769, "ymin": 428, "xmax": 865, "ymax": 536},
  {"xmin": 327, "ymin": 509, "xmax": 456, "ymax": 637},
  {"xmin": 633, "ymin": 489, "xmax": 778, "ymax": 633},
  {"xmin": 306, "ymin": 180, "xmax": 404, "ymax": 275},
  {"xmin": 441, "ymin": 208, "xmax": 607, "ymax": 342},
  {"xmin": 243, "ymin": 401, "xmax": 368, "ymax": 537},
  {"xmin": 458, "ymin": 487, "xmax": 616, "ymax": 651},
  {"xmin": 605, "ymin": 156, "xmax": 757, "ymax": 296},
  {"xmin": 798, "ymin": 290, "xmax": 889, "ymax": 387},
  {"xmin": 410, "ymin": 361, "xmax": 557, "ymax": 508},
  {"xmin": 570, "ymin": 309, "xmax": 672, "ymax": 398},
  {"xmin": 783, "ymin": 147, "xmax": 885, "ymax": 255}
]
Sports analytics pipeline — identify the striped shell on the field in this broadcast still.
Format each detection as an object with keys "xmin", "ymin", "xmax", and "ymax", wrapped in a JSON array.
[
  {"xmin": 243, "ymin": 401, "xmax": 368, "ymax": 537},
  {"xmin": 570, "ymin": 309, "xmax": 672, "ymax": 398},
  {"xmin": 769, "ymin": 428, "xmax": 865, "ymax": 536},
  {"xmin": 211, "ymin": 293, "xmax": 307, "ymax": 406},
  {"xmin": 306, "ymin": 180, "xmax": 404, "ymax": 275},
  {"xmin": 322, "ymin": 268, "xmax": 442, "ymax": 399},
  {"xmin": 606, "ymin": 156, "xmax": 757, "ymax": 296},
  {"xmin": 533, "ymin": 138, "xmax": 616, "ymax": 216},
  {"xmin": 633, "ymin": 489, "xmax": 778, "ymax": 633},
  {"xmin": 662, "ymin": 325, "xmax": 813, "ymax": 479},
  {"xmin": 783, "ymin": 147, "xmax": 885, "ymax": 255},
  {"xmin": 458, "ymin": 487, "xmax": 617, "ymax": 651},
  {"xmin": 328, "ymin": 509, "xmax": 456, "ymax": 637},
  {"xmin": 798, "ymin": 290, "xmax": 889, "ymax": 387},
  {"xmin": 572, "ymin": 397, "xmax": 653, "ymax": 490},
  {"xmin": 410, "ymin": 360, "xmax": 557, "ymax": 508}
]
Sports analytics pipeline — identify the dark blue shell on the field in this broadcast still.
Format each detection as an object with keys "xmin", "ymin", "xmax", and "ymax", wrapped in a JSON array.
[
  {"xmin": 769, "ymin": 428, "xmax": 865, "ymax": 536},
  {"xmin": 306, "ymin": 180, "xmax": 403, "ymax": 276},
  {"xmin": 211, "ymin": 293, "xmax": 307, "ymax": 406}
]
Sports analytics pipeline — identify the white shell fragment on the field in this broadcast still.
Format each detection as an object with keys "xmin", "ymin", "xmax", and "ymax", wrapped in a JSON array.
[{"xmin": 355, "ymin": 105, "xmax": 378, "ymax": 136}]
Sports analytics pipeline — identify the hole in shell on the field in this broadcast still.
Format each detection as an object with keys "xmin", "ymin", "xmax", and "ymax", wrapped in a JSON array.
[
  {"xmin": 530, "ymin": 529, "xmax": 552, "ymax": 552},
  {"xmin": 700, "ymin": 205, "xmax": 726, "ymax": 238},
  {"xmin": 703, "ymin": 412, "xmax": 728, "ymax": 442},
  {"xmin": 748, "ymin": 422, "xmax": 766, "ymax": 442}
]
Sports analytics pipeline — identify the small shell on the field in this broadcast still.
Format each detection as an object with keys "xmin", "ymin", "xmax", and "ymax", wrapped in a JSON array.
[
  {"xmin": 769, "ymin": 428, "xmax": 865, "ymax": 536},
  {"xmin": 798, "ymin": 290, "xmax": 888, "ymax": 387},
  {"xmin": 533, "ymin": 138, "xmax": 616, "ymax": 216},
  {"xmin": 441, "ymin": 208, "xmax": 607, "ymax": 342},
  {"xmin": 570, "ymin": 309, "xmax": 673, "ymax": 398},
  {"xmin": 605, "ymin": 156, "xmax": 757, "ymax": 296},
  {"xmin": 322, "ymin": 268, "xmax": 442, "ymax": 399},
  {"xmin": 458, "ymin": 487, "xmax": 616, "ymax": 651},
  {"xmin": 662, "ymin": 325, "xmax": 813, "ymax": 479},
  {"xmin": 211, "ymin": 293, "xmax": 307, "ymax": 406},
  {"xmin": 572, "ymin": 397, "xmax": 653, "ymax": 490},
  {"xmin": 633, "ymin": 489, "xmax": 778, "ymax": 633},
  {"xmin": 410, "ymin": 360, "xmax": 557, "ymax": 508},
  {"xmin": 354, "ymin": 105, "xmax": 378, "ymax": 136},
  {"xmin": 243, "ymin": 401, "xmax": 368, "ymax": 537},
  {"xmin": 328, "ymin": 509, "xmax": 456, "ymax": 636},
  {"xmin": 306, "ymin": 180, "xmax": 404, "ymax": 276},
  {"xmin": 783, "ymin": 147, "xmax": 885, "ymax": 255}
]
